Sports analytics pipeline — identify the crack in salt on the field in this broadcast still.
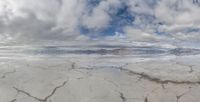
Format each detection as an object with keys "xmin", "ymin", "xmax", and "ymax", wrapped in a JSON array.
[
  {"xmin": 73, "ymin": 64, "xmax": 200, "ymax": 85},
  {"xmin": 144, "ymin": 97, "xmax": 148, "ymax": 102},
  {"xmin": 9, "ymin": 99, "xmax": 17, "ymax": 102},
  {"xmin": 119, "ymin": 92, "xmax": 127, "ymax": 102},
  {"xmin": 1, "ymin": 69, "xmax": 16, "ymax": 79},
  {"xmin": 13, "ymin": 81, "xmax": 68, "ymax": 102}
]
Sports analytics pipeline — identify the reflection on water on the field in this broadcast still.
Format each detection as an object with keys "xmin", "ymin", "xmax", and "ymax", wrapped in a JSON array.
[{"xmin": 0, "ymin": 45, "xmax": 200, "ymax": 58}]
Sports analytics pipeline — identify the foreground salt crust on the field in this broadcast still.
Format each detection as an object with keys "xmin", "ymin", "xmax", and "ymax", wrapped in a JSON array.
[{"xmin": 0, "ymin": 55, "xmax": 200, "ymax": 102}]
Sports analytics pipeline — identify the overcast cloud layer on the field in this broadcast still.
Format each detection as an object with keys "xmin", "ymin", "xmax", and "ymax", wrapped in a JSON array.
[{"xmin": 0, "ymin": 0, "xmax": 200, "ymax": 45}]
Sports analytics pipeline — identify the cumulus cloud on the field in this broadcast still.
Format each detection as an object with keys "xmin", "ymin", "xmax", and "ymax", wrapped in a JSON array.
[
  {"xmin": 0, "ymin": 0, "xmax": 123, "ymax": 44},
  {"xmin": 121, "ymin": 0, "xmax": 200, "ymax": 42},
  {"xmin": 123, "ymin": 26, "xmax": 162, "ymax": 42},
  {"xmin": 0, "ymin": 0, "xmax": 200, "ymax": 45},
  {"xmin": 81, "ymin": 1, "xmax": 111, "ymax": 30},
  {"xmin": 0, "ymin": 0, "xmax": 87, "ymax": 44}
]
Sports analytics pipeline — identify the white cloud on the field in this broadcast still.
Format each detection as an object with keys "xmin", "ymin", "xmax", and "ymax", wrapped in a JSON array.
[
  {"xmin": 81, "ymin": 0, "xmax": 122, "ymax": 30},
  {"xmin": 157, "ymin": 1, "xmax": 200, "ymax": 42},
  {"xmin": 81, "ymin": 1, "xmax": 111, "ymax": 30},
  {"xmin": 0, "ymin": 0, "xmax": 124, "ymax": 44},
  {"xmin": 121, "ymin": 0, "xmax": 200, "ymax": 42},
  {"xmin": 0, "ymin": 0, "xmax": 87, "ymax": 44},
  {"xmin": 0, "ymin": 0, "xmax": 200, "ymax": 45},
  {"xmin": 123, "ymin": 26, "xmax": 164, "ymax": 42}
]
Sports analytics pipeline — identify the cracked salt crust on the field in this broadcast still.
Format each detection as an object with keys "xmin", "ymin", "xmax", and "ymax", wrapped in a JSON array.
[{"xmin": 1, "ymin": 55, "xmax": 200, "ymax": 102}]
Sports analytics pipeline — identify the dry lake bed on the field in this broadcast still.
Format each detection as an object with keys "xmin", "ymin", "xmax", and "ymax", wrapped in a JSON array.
[{"xmin": 1, "ymin": 46, "xmax": 200, "ymax": 102}]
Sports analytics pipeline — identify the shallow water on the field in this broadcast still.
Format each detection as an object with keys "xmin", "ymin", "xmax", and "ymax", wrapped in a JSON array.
[{"xmin": 0, "ymin": 45, "xmax": 200, "ymax": 58}]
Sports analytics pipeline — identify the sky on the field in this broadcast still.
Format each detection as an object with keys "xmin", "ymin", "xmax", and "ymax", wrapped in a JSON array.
[{"xmin": 0, "ymin": 0, "xmax": 200, "ymax": 47}]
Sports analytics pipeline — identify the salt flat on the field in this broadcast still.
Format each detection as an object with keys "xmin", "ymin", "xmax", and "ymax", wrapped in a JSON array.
[{"xmin": 0, "ymin": 46, "xmax": 200, "ymax": 102}]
